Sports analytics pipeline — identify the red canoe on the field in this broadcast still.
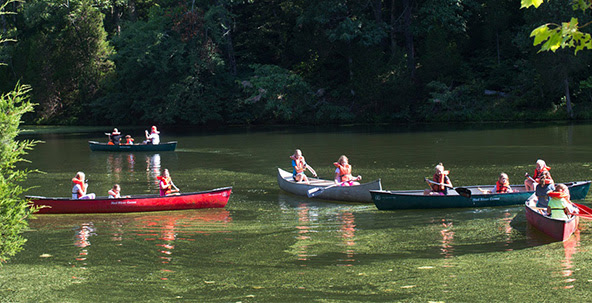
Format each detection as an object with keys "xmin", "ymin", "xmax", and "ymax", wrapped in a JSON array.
[
  {"xmin": 524, "ymin": 202, "xmax": 579, "ymax": 241},
  {"xmin": 27, "ymin": 187, "xmax": 232, "ymax": 214}
]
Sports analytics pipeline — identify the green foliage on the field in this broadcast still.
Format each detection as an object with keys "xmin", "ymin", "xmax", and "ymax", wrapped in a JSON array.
[
  {"xmin": 8, "ymin": 0, "xmax": 114, "ymax": 123},
  {"xmin": 0, "ymin": 83, "xmax": 38, "ymax": 264},
  {"xmin": 523, "ymin": 0, "xmax": 592, "ymax": 53},
  {"xmin": 94, "ymin": 4, "xmax": 231, "ymax": 125}
]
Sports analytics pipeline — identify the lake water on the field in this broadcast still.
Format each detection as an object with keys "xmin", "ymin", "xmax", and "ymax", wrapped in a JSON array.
[{"xmin": 2, "ymin": 123, "xmax": 592, "ymax": 302}]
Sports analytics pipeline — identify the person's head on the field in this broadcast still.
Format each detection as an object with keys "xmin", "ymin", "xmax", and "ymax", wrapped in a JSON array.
[
  {"xmin": 435, "ymin": 163, "xmax": 444, "ymax": 173},
  {"xmin": 338, "ymin": 155, "xmax": 348, "ymax": 165},
  {"xmin": 125, "ymin": 135, "xmax": 131, "ymax": 139},
  {"xmin": 499, "ymin": 173, "xmax": 509, "ymax": 183},
  {"xmin": 555, "ymin": 183, "xmax": 568, "ymax": 193},
  {"xmin": 151, "ymin": 126, "xmax": 159, "ymax": 134},
  {"xmin": 162, "ymin": 169, "xmax": 170, "ymax": 177},
  {"xmin": 294, "ymin": 149, "xmax": 302, "ymax": 158},
  {"xmin": 536, "ymin": 159, "xmax": 547, "ymax": 170},
  {"xmin": 75, "ymin": 172, "xmax": 85, "ymax": 181},
  {"xmin": 112, "ymin": 184, "xmax": 120, "ymax": 192},
  {"xmin": 112, "ymin": 128, "xmax": 120, "ymax": 135}
]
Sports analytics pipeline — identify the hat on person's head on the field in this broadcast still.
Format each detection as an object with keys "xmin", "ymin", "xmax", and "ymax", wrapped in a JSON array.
[
  {"xmin": 151, "ymin": 126, "xmax": 160, "ymax": 134},
  {"xmin": 125, "ymin": 135, "xmax": 131, "ymax": 138},
  {"xmin": 112, "ymin": 128, "xmax": 121, "ymax": 135}
]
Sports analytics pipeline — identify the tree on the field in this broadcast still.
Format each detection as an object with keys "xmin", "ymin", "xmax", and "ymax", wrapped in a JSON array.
[
  {"xmin": 0, "ymin": 83, "xmax": 38, "ymax": 264},
  {"xmin": 522, "ymin": 0, "xmax": 592, "ymax": 53}
]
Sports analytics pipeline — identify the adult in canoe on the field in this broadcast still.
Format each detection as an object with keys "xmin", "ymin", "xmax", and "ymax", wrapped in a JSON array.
[
  {"xmin": 424, "ymin": 163, "xmax": 453, "ymax": 195},
  {"xmin": 334, "ymin": 155, "xmax": 361, "ymax": 186},
  {"xmin": 72, "ymin": 172, "xmax": 95, "ymax": 200},
  {"xmin": 144, "ymin": 125, "xmax": 160, "ymax": 145},
  {"xmin": 106, "ymin": 128, "xmax": 123, "ymax": 145},
  {"xmin": 290, "ymin": 149, "xmax": 317, "ymax": 183},
  {"xmin": 535, "ymin": 169, "xmax": 555, "ymax": 208},
  {"xmin": 158, "ymin": 169, "xmax": 179, "ymax": 196}
]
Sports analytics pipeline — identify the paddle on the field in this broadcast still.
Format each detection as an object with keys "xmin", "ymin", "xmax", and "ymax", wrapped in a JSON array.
[
  {"xmin": 307, "ymin": 175, "xmax": 362, "ymax": 198},
  {"xmin": 306, "ymin": 164, "xmax": 318, "ymax": 178},
  {"xmin": 424, "ymin": 178, "xmax": 472, "ymax": 198}
]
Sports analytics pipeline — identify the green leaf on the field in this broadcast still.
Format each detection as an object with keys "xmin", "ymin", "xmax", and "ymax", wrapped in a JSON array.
[{"xmin": 521, "ymin": 0, "xmax": 545, "ymax": 9}]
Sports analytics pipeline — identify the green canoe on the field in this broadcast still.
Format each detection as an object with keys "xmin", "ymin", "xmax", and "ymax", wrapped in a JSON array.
[
  {"xmin": 89, "ymin": 141, "xmax": 177, "ymax": 152},
  {"xmin": 371, "ymin": 181, "xmax": 591, "ymax": 210}
]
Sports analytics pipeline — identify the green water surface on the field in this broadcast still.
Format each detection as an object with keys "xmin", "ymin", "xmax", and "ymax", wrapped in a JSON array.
[{"xmin": 2, "ymin": 123, "xmax": 592, "ymax": 302}]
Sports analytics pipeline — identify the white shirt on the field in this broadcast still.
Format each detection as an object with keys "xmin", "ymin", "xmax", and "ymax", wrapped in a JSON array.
[{"xmin": 148, "ymin": 133, "xmax": 160, "ymax": 144}]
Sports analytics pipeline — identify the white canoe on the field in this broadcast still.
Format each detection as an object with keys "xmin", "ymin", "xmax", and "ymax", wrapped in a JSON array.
[{"xmin": 277, "ymin": 168, "xmax": 381, "ymax": 203}]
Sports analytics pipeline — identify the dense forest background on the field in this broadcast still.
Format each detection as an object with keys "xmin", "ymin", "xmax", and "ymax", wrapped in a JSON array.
[{"xmin": 1, "ymin": 0, "xmax": 592, "ymax": 126}]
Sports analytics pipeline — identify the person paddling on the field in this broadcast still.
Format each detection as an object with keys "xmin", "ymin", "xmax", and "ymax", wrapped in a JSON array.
[
  {"xmin": 157, "ymin": 169, "xmax": 179, "ymax": 196},
  {"xmin": 106, "ymin": 128, "xmax": 122, "ymax": 145},
  {"xmin": 525, "ymin": 159, "xmax": 550, "ymax": 191},
  {"xmin": 144, "ymin": 126, "xmax": 160, "ymax": 145},
  {"xmin": 424, "ymin": 163, "xmax": 453, "ymax": 196},
  {"xmin": 333, "ymin": 155, "xmax": 361, "ymax": 186},
  {"xmin": 72, "ymin": 172, "xmax": 96, "ymax": 200},
  {"xmin": 290, "ymin": 149, "xmax": 317, "ymax": 183}
]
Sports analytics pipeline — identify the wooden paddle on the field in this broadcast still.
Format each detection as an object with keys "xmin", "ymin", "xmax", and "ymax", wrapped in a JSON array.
[
  {"xmin": 307, "ymin": 175, "xmax": 362, "ymax": 198},
  {"xmin": 424, "ymin": 178, "xmax": 472, "ymax": 198}
]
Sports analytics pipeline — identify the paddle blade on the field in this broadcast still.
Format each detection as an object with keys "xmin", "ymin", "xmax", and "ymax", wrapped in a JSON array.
[
  {"xmin": 307, "ymin": 187, "xmax": 322, "ymax": 198},
  {"xmin": 455, "ymin": 187, "xmax": 472, "ymax": 198},
  {"xmin": 574, "ymin": 203, "xmax": 592, "ymax": 215}
]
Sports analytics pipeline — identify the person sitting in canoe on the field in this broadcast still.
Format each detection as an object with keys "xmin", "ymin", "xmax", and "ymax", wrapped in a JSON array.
[
  {"xmin": 72, "ymin": 172, "xmax": 96, "ymax": 200},
  {"xmin": 547, "ymin": 184, "xmax": 576, "ymax": 219},
  {"xmin": 124, "ymin": 135, "xmax": 134, "ymax": 145},
  {"xmin": 144, "ymin": 126, "xmax": 160, "ymax": 145},
  {"xmin": 106, "ymin": 128, "xmax": 122, "ymax": 145},
  {"xmin": 424, "ymin": 163, "xmax": 453, "ymax": 195},
  {"xmin": 534, "ymin": 169, "xmax": 555, "ymax": 208},
  {"xmin": 479, "ymin": 172, "xmax": 515, "ymax": 194},
  {"xmin": 524, "ymin": 159, "xmax": 549, "ymax": 191},
  {"xmin": 290, "ymin": 149, "xmax": 317, "ymax": 183},
  {"xmin": 108, "ymin": 184, "xmax": 130, "ymax": 198},
  {"xmin": 157, "ymin": 169, "xmax": 179, "ymax": 196},
  {"xmin": 334, "ymin": 155, "xmax": 361, "ymax": 186}
]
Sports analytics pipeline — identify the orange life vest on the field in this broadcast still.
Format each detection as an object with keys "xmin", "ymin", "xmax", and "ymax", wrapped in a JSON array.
[
  {"xmin": 533, "ymin": 166, "xmax": 551, "ymax": 181},
  {"xmin": 548, "ymin": 191, "xmax": 569, "ymax": 200},
  {"xmin": 495, "ymin": 180, "xmax": 510, "ymax": 193},
  {"xmin": 293, "ymin": 156, "xmax": 306, "ymax": 174},
  {"xmin": 72, "ymin": 178, "xmax": 86, "ymax": 198},
  {"xmin": 126, "ymin": 138, "xmax": 134, "ymax": 145},
  {"xmin": 157, "ymin": 176, "xmax": 172, "ymax": 196},
  {"xmin": 432, "ymin": 171, "xmax": 449, "ymax": 192},
  {"xmin": 334, "ymin": 162, "xmax": 353, "ymax": 182}
]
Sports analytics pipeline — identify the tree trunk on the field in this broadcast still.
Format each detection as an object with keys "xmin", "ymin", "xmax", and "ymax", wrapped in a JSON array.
[
  {"xmin": 564, "ymin": 78, "xmax": 573, "ymax": 119},
  {"xmin": 402, "ymin": 0, "xmax": 415, "ymax": 80},
  {"xmin": 217, "ymin": 1, "xmax": 237, "ymax": 75},
  {"xmin": 390, "ymin": 0, "xmax": 396, "ymax": 57}
]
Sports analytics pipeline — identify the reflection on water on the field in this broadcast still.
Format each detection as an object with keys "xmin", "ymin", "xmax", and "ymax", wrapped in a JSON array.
[
  {"xmin": 146, "ymin": 154, "xmax": 161, "ymax": 191},
  {"xmin": 439, "ymin": 219, "xmax": 454, "ymax": 263},
  {"xmin": 288, "ymin": 201, "xmax": 358, "ymax": 266},
  {"xmin": 558, "ymin": 230, "xmax": 580, "ymax": 289},
  {"xmin": 500, "ymin": 211, "xmax": 514, "ymax": 250},
  {"xmin": 337, "ymin": 211, "xmax": 356, "ymax": 266}
]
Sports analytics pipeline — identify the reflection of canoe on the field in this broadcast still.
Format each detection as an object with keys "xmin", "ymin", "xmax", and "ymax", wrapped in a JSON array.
[
  {"xmin": 371, "ymin": 181, "xmax": 591, "ymax": 210},
  {"xmin": 89, "ymin": 141, "xmax": 177, "ymax": 151},
  {"xmin": 277, "ymin": 168, "xmax": 382, "ymax": 203},
  {"xmin": 525, "ymin": 202, "xmax": 578, "ymax": 241},
  {"xmin": 27, "ymin": 187, "xmax": 232, "ymax": 214}
]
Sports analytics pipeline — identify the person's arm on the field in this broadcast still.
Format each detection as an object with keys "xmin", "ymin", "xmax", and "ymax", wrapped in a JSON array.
[{"xmin": 445, "ymin": 176, "xmax": 453, "ymax": 188}]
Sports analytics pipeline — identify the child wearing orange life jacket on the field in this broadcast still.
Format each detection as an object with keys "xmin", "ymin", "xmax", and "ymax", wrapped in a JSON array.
[
  {"xmin": 71, "ymin": 172, "xmax": 96, "ymax": 200},
  {"xmin": 290, "ymin": 149, "xmax": 317, "ymax": 183},
  {"xmin": 124, "ymin": 135, "xmax": 134, "ymax": 145},
  {"xmin": 547, "ymin": 184, "xmax": 576, "ymax": 219},
  {"xmin": 494, "ymin": 173, "xmax": 513, "ymax": 193},
  {"xmin": 157, "ymin": 169, "xmax": 179, "ymax": 196},
  {"xmin": 525, "ymin": 159, "xmax": 550, "ymax": 191},
  {"xmin": 333, "ymin": 155, "xmax": 361, "ymax": 186},
  {"xmin": 425, "ymin": 163, "xmax": 453, "ymax": 196}
]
